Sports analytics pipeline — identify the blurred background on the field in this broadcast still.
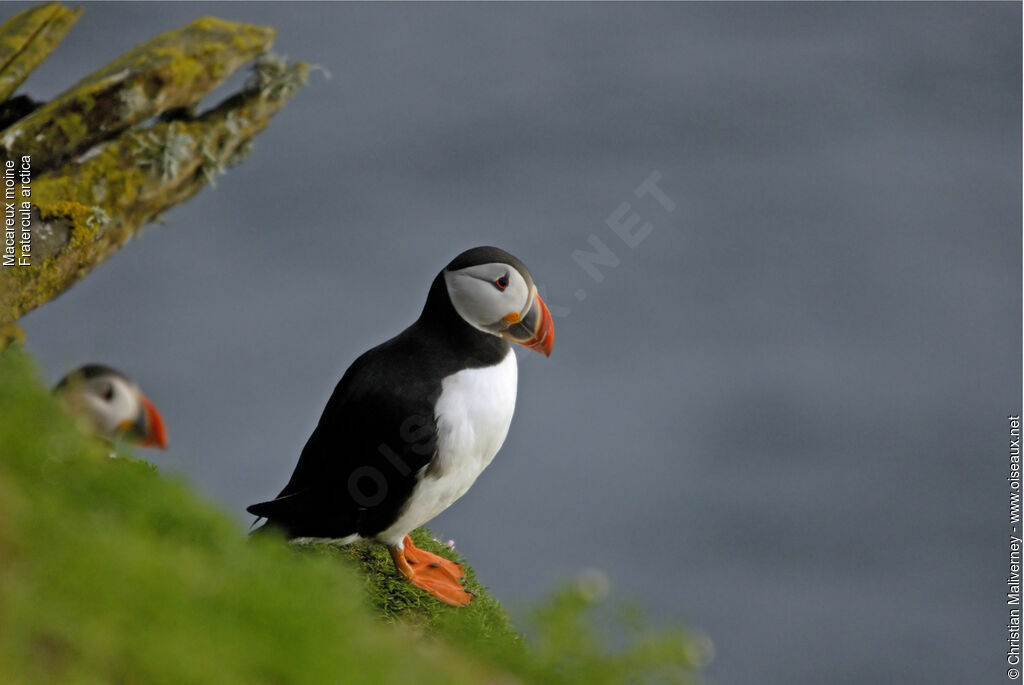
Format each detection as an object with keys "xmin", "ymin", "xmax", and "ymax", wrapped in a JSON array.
[{"xmin": 11, "ymin": 3, "xmax": 1021, "ymax": 683}]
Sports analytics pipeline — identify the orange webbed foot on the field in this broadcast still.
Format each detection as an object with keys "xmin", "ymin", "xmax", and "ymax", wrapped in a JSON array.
[
  {"xmin": 389, "ymin": 536, "xmax": 472, "ymax": 607},
  {"xmin": 401, "ymin": 535, "xmax": 465, "ymax": 581}
]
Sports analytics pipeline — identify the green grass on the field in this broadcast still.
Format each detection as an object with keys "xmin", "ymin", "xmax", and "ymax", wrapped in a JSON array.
[{"xmin": 0, "ymin": 347, "xmax": 705, "ymax": 684}]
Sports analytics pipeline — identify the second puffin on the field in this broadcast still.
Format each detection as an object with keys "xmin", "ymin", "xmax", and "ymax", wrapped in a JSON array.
[{"xmin": 248, "ymin": 246, "xmax": 553, "ymax": 606}]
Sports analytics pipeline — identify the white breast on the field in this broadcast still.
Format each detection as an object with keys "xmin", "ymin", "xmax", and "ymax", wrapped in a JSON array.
[{"xmin": 376, "ymin": 348, "xmax": 518, "ymax": 546}]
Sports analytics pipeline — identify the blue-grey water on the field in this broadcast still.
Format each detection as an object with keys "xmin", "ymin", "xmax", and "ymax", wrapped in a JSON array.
[{"xmin": 10, "ymin": 3, "xmax": 1021, "ymax": 684}]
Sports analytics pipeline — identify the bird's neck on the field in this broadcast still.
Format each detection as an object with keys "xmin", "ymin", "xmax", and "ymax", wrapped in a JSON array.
[{"xmin": 416, "ymin": 272, "xmax": 510, "ymax": 364}]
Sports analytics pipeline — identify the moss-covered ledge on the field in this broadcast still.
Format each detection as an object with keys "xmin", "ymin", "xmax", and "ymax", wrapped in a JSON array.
[
  {"xmin": 296, "ymin": 528, "xmax": 520, "ymax": 638},
  {"xmin": 0, "ymin": 347, "xmax": 707, "ymax": 684}
]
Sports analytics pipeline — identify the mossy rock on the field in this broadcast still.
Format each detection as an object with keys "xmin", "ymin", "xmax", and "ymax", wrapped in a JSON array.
[
  {"xmin": 0, "ymin": 347, "xmax": 704, "ymax": 684},
  {"xmin": 300, "ymin": 528, "xmax": 520, "ymax": 641}
]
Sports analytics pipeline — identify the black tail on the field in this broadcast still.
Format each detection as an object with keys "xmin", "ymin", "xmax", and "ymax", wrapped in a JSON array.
[
  {"xmin": 245, "ymin": 490, "xmax": 357, "ymax": 540},
  {"xmin": 247, "ymin": 517, "xmax": 289, "ymax": 538}
]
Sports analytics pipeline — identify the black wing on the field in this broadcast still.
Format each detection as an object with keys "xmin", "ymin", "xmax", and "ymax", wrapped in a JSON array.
[{"xmin": 247, "ymin": 331, "xmax": 441, "ymax": 539}]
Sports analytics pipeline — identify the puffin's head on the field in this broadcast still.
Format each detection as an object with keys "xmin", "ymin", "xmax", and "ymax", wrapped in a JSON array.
[
  {"xmin": 54, "ymin": 364, "xmax": 168, "ymax": 449},
  {"xmin": 442, "ymin": 246, "xmax": 554, "ymax": 356}
]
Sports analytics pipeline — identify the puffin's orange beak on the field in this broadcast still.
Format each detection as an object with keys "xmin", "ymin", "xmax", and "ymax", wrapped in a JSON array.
[
  {"xmin": 501, "ymin": 292, "xmax": 554, "ymax": 356},
  {"xmin": 138, "ymin": 395, "xmax": 168, "ymax": 449}
]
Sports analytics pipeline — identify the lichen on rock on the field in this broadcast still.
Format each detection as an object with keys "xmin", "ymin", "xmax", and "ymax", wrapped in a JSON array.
[
  {"xmin": 0, "ymin": 7, "xmax": 310, "ymax": 326},
  {"xmin": 0, "ymin": 3, "xmax": 81, "ymax": 102}
]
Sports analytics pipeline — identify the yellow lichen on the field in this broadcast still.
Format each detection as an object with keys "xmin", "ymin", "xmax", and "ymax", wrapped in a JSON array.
[
  {"xmin": 0, "ymin": 16, "xmax": 275, "ymax": 171},
  {"xmin": 0, "ymin": 3, "xmax": 81, "ymax": 101},
  {"xmin": 0, "ymin": 15, "xmax": 307, "ymax": 326},
  {"xmin": 0, "ymin": 323, "xmax": 24, "ymax": 351}
]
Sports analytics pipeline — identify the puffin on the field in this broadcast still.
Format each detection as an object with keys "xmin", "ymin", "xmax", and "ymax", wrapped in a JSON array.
[
  {"xmin": 247, "ymin": 246, "xmax": 554, "ymax": 606},
  {"xmin": 54, "ymin": 364, "xmax": 168, "ymax": 450}
]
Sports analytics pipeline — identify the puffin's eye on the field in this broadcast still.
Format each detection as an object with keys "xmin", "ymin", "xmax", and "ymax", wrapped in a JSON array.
[
  {"xmin": 100, "ymin": 383, "xmax": 115, "ymax": 402},
  {"xmin": 493, "ymin": 274, "xmax": 510, "ymax": 291}
]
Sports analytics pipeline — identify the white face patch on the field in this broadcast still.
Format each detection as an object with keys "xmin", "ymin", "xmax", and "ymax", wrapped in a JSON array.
[
  {"xmin": 443, "ymin": 262, "xmax": 532, "ymax": 334},
  {"xmin": 60, "ymin": 374, "xmax": 139, "ymax": 438}
]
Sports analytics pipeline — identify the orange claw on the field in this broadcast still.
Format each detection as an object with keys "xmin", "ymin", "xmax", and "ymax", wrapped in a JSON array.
[{"xmin": 389, "ymin": 535, "xmax": 472, "ymax": 607}]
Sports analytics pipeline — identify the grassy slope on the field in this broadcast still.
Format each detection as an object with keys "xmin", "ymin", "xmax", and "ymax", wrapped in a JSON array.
[{"xmin": 0, "ymin": 349, "xmax": 703, "ymax": 684}]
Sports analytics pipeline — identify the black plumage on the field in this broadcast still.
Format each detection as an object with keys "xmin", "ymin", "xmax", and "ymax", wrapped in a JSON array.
[
  {"xmin": 247, "ymin": 255, "xmax": 510, "ymax": 538},
  {"xmin": 53, "ymin": 363, "xmax": 124, "ymax": 390}
]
